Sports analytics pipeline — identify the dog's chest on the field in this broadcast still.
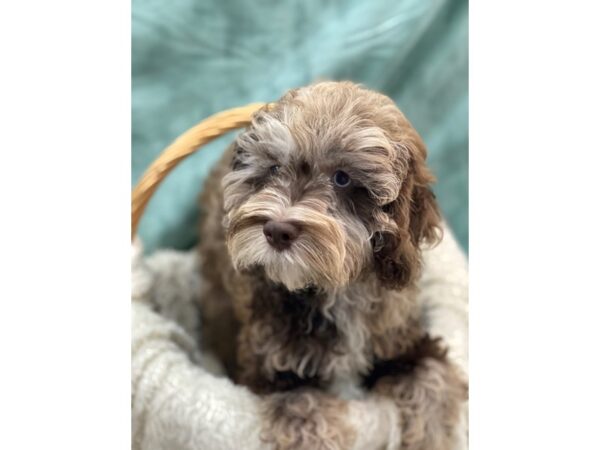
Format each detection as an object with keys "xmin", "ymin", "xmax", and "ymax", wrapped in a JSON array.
[{"xmin": 252, "ymin": 284, "xmax": 370, "ymax": 398}]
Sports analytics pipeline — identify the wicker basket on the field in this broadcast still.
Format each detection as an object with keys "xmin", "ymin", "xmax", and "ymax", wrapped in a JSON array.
[
  {"xmin": 130, "ymin": 104, "xmax": 468, "ymax": 450},
  {"xmin": 131, "ymin": 103, "xmax": 267, "ymax": 239}
]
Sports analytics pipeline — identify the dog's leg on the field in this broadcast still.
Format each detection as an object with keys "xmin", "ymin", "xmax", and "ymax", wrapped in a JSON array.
[
  {"xmin": 367, "ymin": 335, "xmax": 467, "ymax": 450},
  {"xmin": 260, "ymin": 388, "xmax": 357, "ymax": 450}
]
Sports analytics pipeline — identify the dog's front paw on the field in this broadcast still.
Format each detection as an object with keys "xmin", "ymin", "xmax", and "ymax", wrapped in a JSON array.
[
  {"xmin": 260, "ymin": 389, "xmax": 356, "ymax": 450},
  {"xmin": 376, "ymin": 356, "xmax": 467, "ymax": 450}
]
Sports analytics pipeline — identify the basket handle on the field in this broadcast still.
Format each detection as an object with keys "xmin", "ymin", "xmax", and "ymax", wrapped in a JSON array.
[{"xmin": 131, "ymin": 103, "xmax": 267, "ymax": 240}]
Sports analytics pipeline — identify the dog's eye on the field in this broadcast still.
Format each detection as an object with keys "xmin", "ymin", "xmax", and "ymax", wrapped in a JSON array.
[
  {"xmin": 333, "ymin": 170, "xmax": 351, "ymax": 188},
  {"xmin": 269, "ymin": 165, "xmax": 281, "ymax": 175}
]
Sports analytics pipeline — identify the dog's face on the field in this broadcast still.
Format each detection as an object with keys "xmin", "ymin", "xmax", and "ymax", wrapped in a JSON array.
[{"xmin": 222, "ymin": 82, "xmax": 441, "ymax": 291}]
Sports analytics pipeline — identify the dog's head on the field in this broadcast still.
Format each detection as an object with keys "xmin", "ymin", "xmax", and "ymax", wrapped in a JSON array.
[{"xmin": 222, "ymin": 82, "xmax": 441, "ymax": 291}]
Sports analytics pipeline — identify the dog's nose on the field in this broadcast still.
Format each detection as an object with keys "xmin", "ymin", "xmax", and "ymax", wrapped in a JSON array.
[{"xmin": 263, "ymin": 220, "xmax": 299, "ymax": 251}]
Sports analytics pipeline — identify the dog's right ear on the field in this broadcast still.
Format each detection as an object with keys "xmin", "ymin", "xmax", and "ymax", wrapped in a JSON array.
[{"xmin": 373, "ymin": 136, "xmax": 442, "ymax": 289}]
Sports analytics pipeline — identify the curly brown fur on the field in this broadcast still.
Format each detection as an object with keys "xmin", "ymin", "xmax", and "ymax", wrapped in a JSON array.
[
  {"xmin": 198, "ymin": 81, "xmax": 466, "ymax": 450},
  {"xmin": 372, "ymin": 338, "xmax": 468, "ymax": 450},
  {"xmin": 261, "ymin": 389, "xmax": 357, "ymax": 450}
]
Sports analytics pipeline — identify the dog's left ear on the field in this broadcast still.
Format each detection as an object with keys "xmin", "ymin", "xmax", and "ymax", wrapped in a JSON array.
[{"xmin": 373, "ymin": 134, "xmax": 442, "ymax": 289}]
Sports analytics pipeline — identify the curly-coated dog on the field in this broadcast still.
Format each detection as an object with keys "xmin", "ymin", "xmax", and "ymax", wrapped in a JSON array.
[{"xmin": 198, "ymin": 81, "xmax": 467, "ymax": 450}]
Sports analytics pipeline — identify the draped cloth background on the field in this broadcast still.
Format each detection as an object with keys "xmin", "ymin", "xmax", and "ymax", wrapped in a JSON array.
[{"xmin": 132, "ymin": 0, "xmax": 468, "ymax": 254}]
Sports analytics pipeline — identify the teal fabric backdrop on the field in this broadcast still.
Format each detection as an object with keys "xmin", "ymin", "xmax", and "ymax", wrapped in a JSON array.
[{"xmin": 133, "ymin": 0, "xmax": 468, "ymax": 253}]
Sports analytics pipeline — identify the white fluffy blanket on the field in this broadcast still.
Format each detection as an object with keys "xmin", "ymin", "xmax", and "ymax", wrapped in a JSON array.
[{"xmin": 131, "ymin": 225, "xmax": 468, "ymax": 450}]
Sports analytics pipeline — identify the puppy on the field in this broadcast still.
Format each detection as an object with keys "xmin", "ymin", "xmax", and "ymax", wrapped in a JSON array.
[{"xmin": 198, "ymin": 81, "xmax": 467, "ymax": 450}]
